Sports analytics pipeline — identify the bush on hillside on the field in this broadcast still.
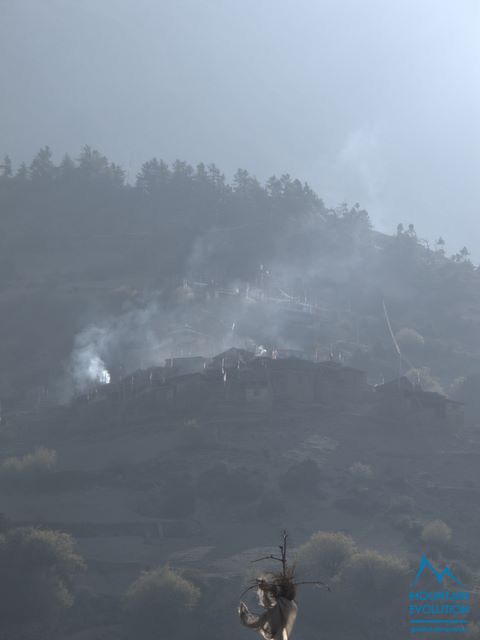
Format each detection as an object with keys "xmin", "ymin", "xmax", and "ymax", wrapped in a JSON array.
[
  {"xmin": 0, "ymin": 527, "xmax": 85, "ymax": 627},
  {"xmin": 296, "ymin": 531, "xmax": 356, "ymax": 580},
  {"xmin": 2, "ymin": 447, "xmax": 57, "ymax": 473},
  {"xmin": 124, "ymin": 566, "xmax": 200, "ymax": 638},
  {"xmin": 421, "ymin": 519, "xmax": 452, "ymax": 548},
  {"xmin": 1, "ymin": 447, "xmax": 57, "ymax": 479}
]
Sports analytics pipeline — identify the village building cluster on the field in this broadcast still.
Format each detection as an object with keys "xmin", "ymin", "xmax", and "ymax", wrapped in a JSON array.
[{"xmin": 78, "ymin": 348, "xmax": 463, "ymax": 429}]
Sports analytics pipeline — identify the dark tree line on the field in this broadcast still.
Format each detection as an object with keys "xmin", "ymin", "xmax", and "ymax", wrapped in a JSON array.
[
  {"xmin": 1, "ymin": 146, "xmax": 479, "ymax": 367},
  {"xmin": 0, "ymin": 146, "xmax": 373, "ymax": 284}
]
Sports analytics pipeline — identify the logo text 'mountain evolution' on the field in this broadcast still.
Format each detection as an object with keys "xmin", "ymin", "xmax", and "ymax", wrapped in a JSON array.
[{"xmin": 408, "ymin": 555, "xmax": 470, "ymax": 634}]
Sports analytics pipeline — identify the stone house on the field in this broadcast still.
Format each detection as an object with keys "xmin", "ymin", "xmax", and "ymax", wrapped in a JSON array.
[{"xmin": 375, "ymin": 376, "xmax": 463, "ymax": 427}]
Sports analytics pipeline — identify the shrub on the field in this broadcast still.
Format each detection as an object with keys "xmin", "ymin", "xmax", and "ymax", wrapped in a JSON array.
[
  {"xmin": 1, "ymin": 447, "xmax": 57, "ymax": 476},
  {"xmin": 0, "ymin": 527, "xmax": 85, "ymax": 626},
  {"xmin": 421, "ymin": 520, "xmax": 452, "ymax": 547},
  {"xmin": 124, "ymin": 566, "xmax": 200, "ymax": 638},
  {"xmin": 296, "ymin": 531, "xmax": 356, "ymax": 579}
]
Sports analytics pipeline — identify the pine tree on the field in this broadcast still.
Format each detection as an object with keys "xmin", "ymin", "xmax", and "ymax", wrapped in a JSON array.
[{"xmin": 1, "ymin": 155, "xmax": 12, "ymax": 178}]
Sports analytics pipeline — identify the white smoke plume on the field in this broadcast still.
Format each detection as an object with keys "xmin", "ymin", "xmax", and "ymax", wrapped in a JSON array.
[{"xmin": 63, "ymin": 278, "xmax": 320, "ymax": 402}]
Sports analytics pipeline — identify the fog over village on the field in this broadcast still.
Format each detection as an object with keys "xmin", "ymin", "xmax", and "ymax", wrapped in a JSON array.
[{"xmin": 1, "ymin": 2, "xmax": 480, "ymax": 640}]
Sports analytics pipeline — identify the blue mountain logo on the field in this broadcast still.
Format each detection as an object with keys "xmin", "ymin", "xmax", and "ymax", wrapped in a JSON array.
[{"xmin": 413, "ymin": 555, "xmax": 462, "ymax": 585}]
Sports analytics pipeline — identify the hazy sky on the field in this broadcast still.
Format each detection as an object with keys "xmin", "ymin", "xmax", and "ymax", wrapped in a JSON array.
[{"xmin": 1, "ymin": 0, "xmax": 479, "ymax": 255}]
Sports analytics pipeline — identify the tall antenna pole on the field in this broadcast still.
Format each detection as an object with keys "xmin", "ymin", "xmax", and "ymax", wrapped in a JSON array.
[{"xmin": 382, "ymin": 298, "xmax": 402, "ymax": 380}]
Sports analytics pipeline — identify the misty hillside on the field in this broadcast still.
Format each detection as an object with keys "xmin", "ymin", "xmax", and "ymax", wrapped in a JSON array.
[
  {"xmin": 2, "ymin": 148, "xmax": 480, "ymax": 640},
  {"xmin": 2, "ymin": 4, "xmax": 480, "ymax": 640},
  {"xmin": 0, "ymin": 147, "xmax": 479, "ymax": 410}
]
